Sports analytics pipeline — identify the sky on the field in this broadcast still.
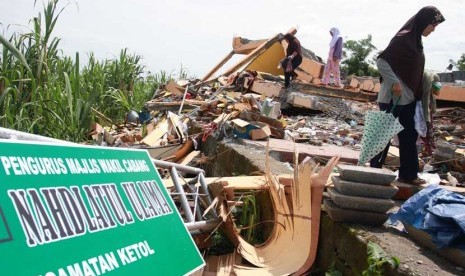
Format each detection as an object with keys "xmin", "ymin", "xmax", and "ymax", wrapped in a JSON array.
[{"xmin": 1, "ymin": 0, "xmax": 464, "ymax": 78}]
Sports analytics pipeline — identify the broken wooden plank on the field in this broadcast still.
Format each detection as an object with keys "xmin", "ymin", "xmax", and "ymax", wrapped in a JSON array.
[
  {"xmin": 144, "ymin": 144, "xmax": 183, "ymax": 160},
  {"xmin": 238, "ymin": 111, "xmax": 285, "ymax": 139},
  {"xmin": 179, "ymin": 150, "xmax": 201, "ymax": 166},
  {"xmin": 232, "ymin": 37, "xmax": 268, "ymax": 55},
  {"xmin": 141, "ymin": 118, "xmax": 169, "ymax": 146},
  {"xmin": 167, "ymin": 111, "xmax": 185, "ymax": 143},
  {"xmin": 164, "ymin": 80, "xmax": 185, "ymax": 96},
  {"xmin": 202, "ymin": 50, "xmax": 235, "ymax": 81},
  {"xmin": 232, "ymin": 103, "xmax": 252, "ymax": 112},
  {"xmin": 213, "ymin": 112, "xmax": 234, "ymax": 124},
  {"xmin": 221, "ymin": 34, "xmax": 281, "ymax": 78},
  {"xmin": 144, "ymin": 99, "xmax": 205, "ymax": 111}
]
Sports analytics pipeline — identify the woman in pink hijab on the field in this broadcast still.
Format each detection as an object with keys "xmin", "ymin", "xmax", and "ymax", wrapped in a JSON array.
[{"xmin": 321, "ymin": 27, "xmax": 343, "ymax": 87}]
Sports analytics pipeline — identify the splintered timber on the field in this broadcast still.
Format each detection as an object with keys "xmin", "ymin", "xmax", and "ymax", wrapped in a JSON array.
[{"xmin": 7, "ymin": 181, "xmax": 172, "ymax": 247}]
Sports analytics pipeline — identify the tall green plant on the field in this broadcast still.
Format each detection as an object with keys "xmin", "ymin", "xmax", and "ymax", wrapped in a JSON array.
[
  {"xmin": 0, "ymin": 34, "xmax": 32, "ymax": 73},
  {"xmin": 0, "ymin": 0, "xmax": 92, "ymax": 141},
  {"xmin": 236, "ymin": 191, "xmax": 262, "ymax": 244},
  {"xmin": 0, "ymin": 0, "xmax": 192, "ymax": 141}
]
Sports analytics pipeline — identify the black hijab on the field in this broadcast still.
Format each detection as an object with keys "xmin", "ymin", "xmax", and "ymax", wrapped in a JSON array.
[{"xmin": 378, "ymin": 6, "xmax": 445, "ymax": 100}]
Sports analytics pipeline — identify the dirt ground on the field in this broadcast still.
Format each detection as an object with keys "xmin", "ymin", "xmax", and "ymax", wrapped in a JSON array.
[
  {"xmin": 214, "ymin": 100, "xmax": 465, "ymax": 275},
  {"xmin": 358, "ymin": 215, "xmax": 465, "ymax": 276}
]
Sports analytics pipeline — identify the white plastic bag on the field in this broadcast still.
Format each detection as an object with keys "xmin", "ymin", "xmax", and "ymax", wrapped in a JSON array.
[{"xmin": 414, "ymin": 100, "xmax": 427, "ymax": 137}]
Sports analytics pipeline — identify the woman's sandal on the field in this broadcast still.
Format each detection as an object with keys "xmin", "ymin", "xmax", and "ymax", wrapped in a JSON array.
[{"xmin": 397, "ymin": 177, "xmax": 426, "ymax": 186}]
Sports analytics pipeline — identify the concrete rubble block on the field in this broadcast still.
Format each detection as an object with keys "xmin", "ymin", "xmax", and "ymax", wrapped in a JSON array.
[
  {"xmin": 348, "ymin": 78, "xmax": 360, "ymax": 89},
  {"xmin": 287, "ymin": 92, "xmax": 322, "ymax": 110},
  {"xmin": 324, "ymin": 199, "xmax": 389, "ymax": 226},
  {"xmin": 295, "ymin": 70, "xmax": 313, "ymax": 83},
  {"xmin": 361, "ymin": 79, "xmax": 374, "ymax": 91},
  {"xmin": 437, "ymin": 124, "xmax": 456, "ymax": 132},
  {"xmin": 299, "ymin": 58, "xmax": 324, "ymax": 79},
  {"xmin": 312, "ymin": 78, "xmax": 322, "ymax": 85},
  {"xmin": 332, "ymin": 175, "xmax": 399, "ymax": 199},
  {"xmin": 336, "ymin": 164, "xmax": 396, "ymax": 185},
  {"xmin": 434, "ymin": 140, "xmax": 457, "ymax": 161},
  {"xmin": 248, "ymin": 80, "xmax": 283, "ymax": 98},
  {"xmin": 327, "ymin": 188, "xmax": 395, "ymax": 213},
  {"xmin": 436, "ymin": 140, "xmax": 457, "ymax": 157},
  {"xmin": 372, "ymin": 82, "xmax": 381, "ymax": 93}
]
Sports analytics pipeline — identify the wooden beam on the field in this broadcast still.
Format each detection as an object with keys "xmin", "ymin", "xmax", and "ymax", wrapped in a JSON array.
[
  {"xmin": 232, "ymin": 37, "xmax": 268, "ymax": 55},
  {"xmin": 201, "ymin": 50, "xmax": 235, "ymax": 82},
  {"xmin": 144, "ymin": 99, "xmax": 206, "ymax": 111}
]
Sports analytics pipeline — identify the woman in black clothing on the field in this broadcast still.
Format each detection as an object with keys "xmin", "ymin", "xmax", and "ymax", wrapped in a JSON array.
[
  {"xmin": 369, "ymin": 6, "xmax": 445, "ymax": 185},
  {"xmin": 281, "ymin": 33, "xmax": 303, "ymax": 88}
]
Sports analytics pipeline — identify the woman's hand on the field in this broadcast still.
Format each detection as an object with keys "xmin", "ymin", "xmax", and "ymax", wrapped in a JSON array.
[
  {"xmin": 392, "ymin": 82, "xmax": 402, "ymax": 96},
  {"xmin": 432, "ymin": 88, "xmax": 441, "ymax": 96}
]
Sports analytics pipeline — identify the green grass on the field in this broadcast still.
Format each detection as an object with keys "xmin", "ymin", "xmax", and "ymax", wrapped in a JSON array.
[{"xmin": 0, "ymin": 0, "xmax": 190, "ymax": 142}]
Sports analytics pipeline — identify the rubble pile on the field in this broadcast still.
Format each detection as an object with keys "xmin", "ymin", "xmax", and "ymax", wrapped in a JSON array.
[
  {"xmin": 79, "ymin": 27, "xmax": 465, "ymax": 275},
  {"xmin": 84, "ymin": 29, "xmax": 465, "ymax": 236}
]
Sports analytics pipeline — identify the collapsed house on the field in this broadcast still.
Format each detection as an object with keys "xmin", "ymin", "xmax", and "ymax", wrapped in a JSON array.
[{"xmin": 84, "ymin": 28, "xmax": 465, "ymax": 274}]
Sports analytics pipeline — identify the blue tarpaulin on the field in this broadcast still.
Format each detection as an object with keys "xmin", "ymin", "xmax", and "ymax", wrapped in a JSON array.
[{"xmin": 390, "ymin": 185, "xmax": 465, "ymax": 249}]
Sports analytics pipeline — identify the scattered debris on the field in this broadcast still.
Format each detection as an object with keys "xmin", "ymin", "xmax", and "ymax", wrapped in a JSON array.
[{"xmin": 79, "ymin": 27, "xmax": 465, "ymax": 275}]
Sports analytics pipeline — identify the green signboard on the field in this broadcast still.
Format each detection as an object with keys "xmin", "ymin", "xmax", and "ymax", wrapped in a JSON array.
[{"xmin": 0, "ymin": 140, "xmax": 204, "ymax": 275}]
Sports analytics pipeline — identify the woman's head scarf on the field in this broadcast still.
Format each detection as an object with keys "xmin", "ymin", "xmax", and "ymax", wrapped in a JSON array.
[
  {"xmin": 378, "ymin": 6, "xmax": 445, "ymax": 100},
  {"xmin": 329, "ymin": 27, "xmax": 342, "ymax": 48}
]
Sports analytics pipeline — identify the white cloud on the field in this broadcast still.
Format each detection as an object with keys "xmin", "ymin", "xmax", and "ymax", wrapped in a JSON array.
[{"xmin": 1, "ymin": 0, "xmax": 463, "ymax": 77}]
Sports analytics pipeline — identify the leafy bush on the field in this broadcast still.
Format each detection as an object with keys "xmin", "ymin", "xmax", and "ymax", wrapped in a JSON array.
[{"xmin": 362, "ymin": 241, "xmax": 400, "ymax": 276}]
